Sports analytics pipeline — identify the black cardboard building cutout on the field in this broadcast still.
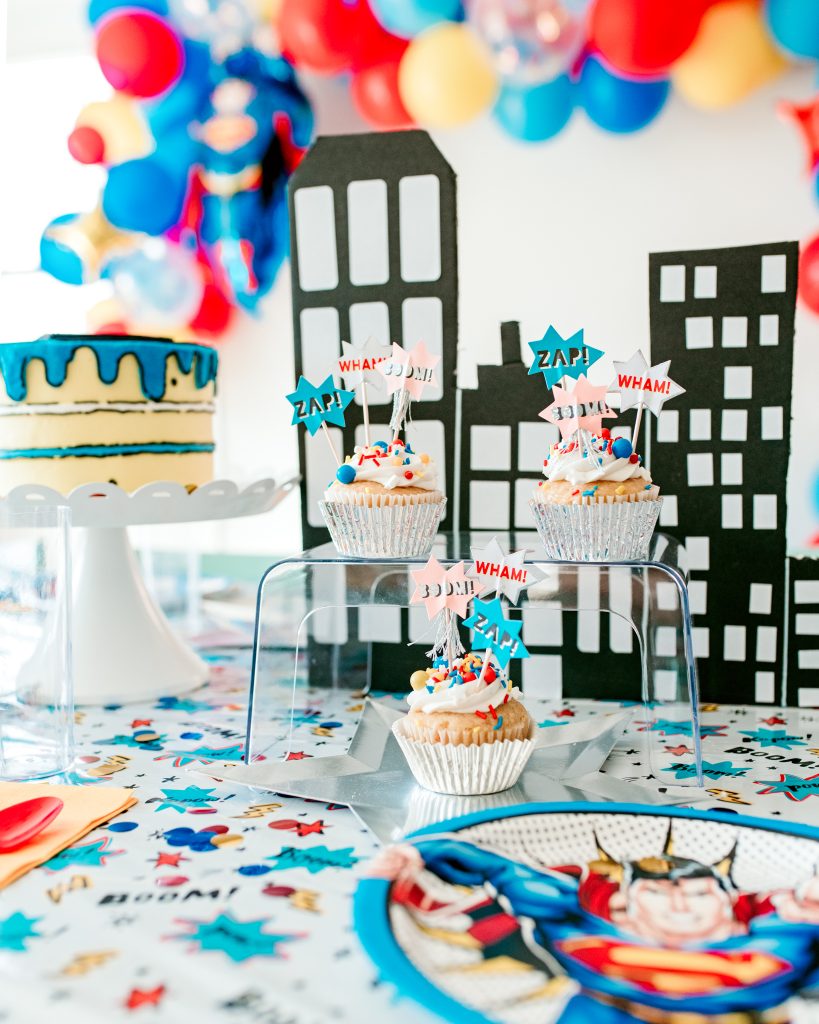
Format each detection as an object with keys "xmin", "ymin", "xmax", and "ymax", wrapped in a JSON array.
[
  {"xmin": 288, "ymin": 130, "xmax": 459, "ymax": 548},
  {"xmin": 648, "ymin": 242, "xmax": 798, "ymax": 706}
]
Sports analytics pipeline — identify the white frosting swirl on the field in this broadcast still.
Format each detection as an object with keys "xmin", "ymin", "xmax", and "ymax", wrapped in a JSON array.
[
  {"xmin": 543, "ymin": 436, "xmax": 650, "ymax": 485},
  {"xmin": 407, "ymin": 659, "xmax": 521, "ymax": 715},
  {"xmin": 335, "ymin": 441, "xmax": 438, "ymax": 491}
]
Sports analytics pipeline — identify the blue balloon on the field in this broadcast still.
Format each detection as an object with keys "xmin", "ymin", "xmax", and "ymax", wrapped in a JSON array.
[
  {"xmin": 103, "ymin": 156, "xmax": 189, "ymax": 235},
  {"xmin": 370, "ymin": 0, "xmax": 462, "ymax": 38},
  {"xmin": 88, "ymin": 0, "xmax": 168, "ymax": 23},
  {"xmin": 494, "ymin": 75, "xmax": 574, "ymax": 142},
  {"xmin": 765, "ymin": 0, "xmax": 819, "ymax": 59},
  {"xmin": 39, "ymin": 214, "xmax": 86, "ymax": 285},
  {"xmin": 579, "ymin": 57, "xmax": 669, "ymax": 134},
  {"xmin": 146, "ymin": 40, "xmax": 212, "ymax": 136}
]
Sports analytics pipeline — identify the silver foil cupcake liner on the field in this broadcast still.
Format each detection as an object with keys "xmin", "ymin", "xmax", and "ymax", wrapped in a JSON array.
[
  {"xmin": 392, "ymin": 717, "xmax": 536, "ymax": 796},
  {"xmin": 529, "ymin": 495, "xmax": 662, "ymax": 561},
  {"xmin": 319, "ymin": 496, "xmax": 446, "ymax": 558}
]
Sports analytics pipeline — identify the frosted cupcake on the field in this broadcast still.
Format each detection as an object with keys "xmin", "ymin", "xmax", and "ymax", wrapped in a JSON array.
[
  {"xmin": 392, "ymin": 652, "xmax": 535, "ymax": 795},
  {"xmin": 319, "ymin": 437, "xmax": 446, "ymax": 558},
  {"xmin": 530, "ymin": 430, "xmax": 661, "ymax": 561}
]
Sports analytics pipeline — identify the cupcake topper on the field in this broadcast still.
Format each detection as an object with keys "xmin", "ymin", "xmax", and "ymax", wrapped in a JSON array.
[
  {"xmin": 539, "ymin": 376, "xmax": 615, "ymax": 441},
  {"xmin": 337, "ymin": 336, "xmax": 392, "ymax": 449},
  {"xmin": 463, "ymin": 597, "xmax": 530, "ymax": 671},
  {"xmin": 528, "ymin": 326, "xmax": 604, "ymax": 389},
  {"xmin": 286, "ymin": 374, "xmax": 355, "ymax": 467},
  {"xmin": 378, "ymin": 340, "xmax": 440, "ymax": 441},
  {"xmin": 611, "ymin": 350, "xmax": 685, "ymax": 451},
  {"xmin": 411, "ymin": 556, "xmax": 477, "ymax": 666},
  {"xmin": 469, "ymin": 536, "xmax": 543, "ymax": 605}
]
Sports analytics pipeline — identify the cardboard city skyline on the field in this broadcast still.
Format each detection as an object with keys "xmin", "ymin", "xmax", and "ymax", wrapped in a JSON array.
[{"xmin": 287, "ymin": 129, "xmax": 819, "ymax": 708}]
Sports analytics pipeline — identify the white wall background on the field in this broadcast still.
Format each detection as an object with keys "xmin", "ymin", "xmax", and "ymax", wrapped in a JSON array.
[{"xmin": 3, "ymin": 0, "xmax": 819, "ymax": 555}]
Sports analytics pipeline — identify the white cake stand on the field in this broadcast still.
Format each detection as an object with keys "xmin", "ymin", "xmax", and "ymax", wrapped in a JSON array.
[{"xmin": 4, "ymin": 477, "xmax": 297, "ymax": 705}]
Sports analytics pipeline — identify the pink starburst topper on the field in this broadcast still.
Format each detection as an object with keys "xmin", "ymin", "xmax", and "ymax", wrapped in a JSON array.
[
  {"xmin": 377, "ymin": 340, "xmax": 439, "ymax": 401},
  {"xmin": 539, "ymin": 375, "xmax": 615, "ymax": 440},
  {"xmin": 410, "ymin": 557, "xmax": 477, "ymax": 620}
]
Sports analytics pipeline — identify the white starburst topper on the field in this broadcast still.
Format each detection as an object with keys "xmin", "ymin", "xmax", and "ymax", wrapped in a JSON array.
[
  {"xmin": 336, "ymin": 336, "xmax": 392, "ymax": 389},
  {"xmin": 469, "ymin": 537, "xmax": 543, "ymax": 605},
  {"xmin": 612, "ymin": 350, "xmax": 685, "ymax": 417}
]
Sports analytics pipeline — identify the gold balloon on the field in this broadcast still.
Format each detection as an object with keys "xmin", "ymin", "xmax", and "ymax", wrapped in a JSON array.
[
  {"xmin": 45, "ymin": 205, "xmax": 139, "ymax": 280},
  {"xmin": 398, "ymin": 23, "xmax": 497, "ymax": 129},
  {"xmin": 75, "ymin": 95, "xmax": 153, "ymax": 165},
  {"xmin": 672, "ymin": 1, "xmax": 788, "ymax": 111}
]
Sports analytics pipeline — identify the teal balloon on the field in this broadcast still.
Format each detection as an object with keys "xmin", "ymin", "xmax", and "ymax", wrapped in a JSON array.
[
  {"xmin": 765, "ymin": 0, "xmax": 819, "ymax": 59},
  {"xmin": 103, "ymin": 156, "xmax": 188, "ymax": 235},
  {"xmin": 494, "ymin": 75, "xmax": 574, "ymax": 142},
  {"xmin": 40, "ymin": 214, "xmax": 86, "ymax": 285},
  {"xmin": 88, "ymin": 0, "xmax": 168, "ymax": 23},
  {"xmin": 370, "ymin": 0, "xmax": 462, "ymax": 38},
  {"xmin": 579, "ymin": 57, "xmax": 669, "ymax": 134}
]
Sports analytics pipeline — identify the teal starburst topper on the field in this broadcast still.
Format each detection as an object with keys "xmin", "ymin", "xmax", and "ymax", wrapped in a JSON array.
[
  {"xmin": 286, "ymin": 374, "xmax": 355, "ymax": 436},
  {"xmin": 528, "ymin": 326, "xmax": 603, "ymax": 389},
  {"xmin": 463, "ymin": 597, "xmax": 529, "ymax": 670}
]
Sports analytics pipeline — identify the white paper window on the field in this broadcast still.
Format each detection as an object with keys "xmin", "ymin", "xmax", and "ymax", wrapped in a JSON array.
[
  {"xmin": 469, "ymin": 480, "xmax": 509, "ymax": 530},
  {"xmin": 721, "ymin": 494, "xmax": 743, "ymax": 529},
  {"xmin": 519, "ymin": 421, "xmax": 558, "ymax": 472},
  {"xmin": 723, "ymin": 366, "xmax": 753, "ymax": 400},
  {"xmin": 796, "ymin": 580, "xmax": 819, "ymax": 604},
  {"xmin": 721, "ymin": 409, "xmax": 748, "ymax": 442},
  {"xmin": 685, "ymin": 537, "xmax": 710, "ymax": 572},
  {"xmin": 688, "ymin": 579, "xmax": 707, "ymax": 615},
  {"xmin": 470, "ymin": 425, "xmax": 511, "ymax": 471},
  {"xmin": 693, "ymin": 627, "xmax": 710, "ymax": 658},
  {"xmin": 723, "ymin": 625, "xmax": 747, "ymax": 662},
  {"xmin": 294, "ymin": 186, "xmax": 338, "ymax": 291},
  {"xmin": 687, "ymin": 452, "xmax": 713, "ymax": 487},
  {"xmin": 358, "ymin": 605, "xmax": 401, "ymax": 641},
  {"xmin": 514, "ymin": 479, "xmax": 539, "ymax": 528},
  {"xmin": 796, "ymin": 613, "xmax": 819, "ymax": 635},
  {"xmin": 653, "ymin": 670, "xmax": 678, "ymax": 701},
  {"xmin": 305, "ymin": 427, "xmax": 341, "ymax": 527},
  {"xmin": 655, "ymin": 626, "xmax": 677, "ymax": 657},
  {"xmin": 660, "ymin": 264, "xmax": 685, "ymax": 301},
  {"xmin": 399, "ymin": 175, "xmax": 441, "ymax": 283},
  {"xmin": 756, "ymin": 625, "xmax": 777, "ymax": 662},
  {"xmin": 721, "ymin": 316, "xmax": 747, "ymax": 348},
  {"xmin": 522, "ymin": 655, "xmax": 562, "ymax": 700},
  {"xmin": 656, "ymin": 410, "xmax": 679, "ymax": 443},
  {"xmin": 402, "ymin": 297, "xmax": 442, "ymax": 401},
  {"xmin": 685, "ymin": 316, "xmax": 713, "ymax": 349},
  {"xmin": 761, "ymin": 253, "xmax": 787, "ymax": 293},
  {"xmin": 799, "ymin": 650, "xmax": 819, "ymax": 670},
  {"xmin": 611, "ymin": 425, "xmax": 632, "ymax": 442},
  {"xmin": 798, "ymin": 687, "xmax": 819, "ymax": 706},
  {"xmin": 761, "ymin": 406, "xmax": 783, "ymax": 441},
  {"xmin": 749, "ymin": 583, "xmax": 773, "ymax": 615},
  {"xmin": 656, "ymin": 582, "xmax": 678, "ymax": 611},
  {"xmin": 759, "ymin": 314, "xmax": 779, "ymax": 346},
  {"xmin": 577, "ymin": 567, "xmax": 600, "ymax": 654},
  {"xmin": 659, "ymin": 494, "xmax": 678, "ymax": 527},
  {"xmin": 689, "ymin": 408, "xmax": 711, "ymax": 440},
  {"xmin": 753, "ymin": 494, "xmax": 777, "ymax": 530},
  {"xmin": 522, "ymin": 604, "xmax": 563, "ymax": 646},
  {"xmin": 300, "ymin": 307, "xmax": 340, "ymax": 382},
  {"xmin": 694, "ymin": 265, "xmax": 717, "ymax": 298},
  {"xmin": 347, "ymin": 179, "xmax": 389, "ymax": 286},
  {"xmin": 755, "ymin": 672, "xmax": 775, "ymax": 702},
  {"xmin": 721, "ymin": 452, "xmax": 743, "ymax": 485},
  {"xmin": 609, "ymin": 564, "xmax": 634, "ymax": 654}
]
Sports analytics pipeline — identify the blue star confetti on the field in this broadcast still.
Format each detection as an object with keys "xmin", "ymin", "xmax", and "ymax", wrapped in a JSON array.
[
  {"xmin": 155, "ymin": 696, "xmax": 216, "ymax": 713},
  {"xmin": 463, "ymin": 598, "xmax": 529, "ymax": 670},
  {"xmin": 640, "ymin": 719, "xmax": 727, "ymax": 738},
  {"xmin": 267, "ymin": 845, "xmax": 358, "ymax": 875},
  {"xmin": 45, "ymin": 837, "xmax": 123, "ymax": 871},
  {"xmin": 98, "ymin": 731, "xmax": 167, "ymax": 750},
  {"xmin": 527, "ymin": 326, "xmax": 603, "ymax": 389},
  {"xmin": 174, "ymin": 913, "xmax": 303, "ymax": 962},
  {"xmin": 155, "ymin": 785, "xmax": 218, "ymax": 813},
  {"xmin": 155, "ymin": 743, "xmax": 245, "ymax": 767},
  {"xmin": 741, "ymin": 729, "xmax": 807, "ymax": 750},
  {"xmin": 0, "ymin": 913, "xmax": 41, "ymax": 952},
  {"xmin": 663, "ymin": 760, "xmax": 748, "ymax": 781},
  {"xmin": 755, "ymin": 773, "xmax": 819, "ymax": 801},
  {"xmin": 286, "ymin": 375, "xmax": 355, "ymax": 436}
]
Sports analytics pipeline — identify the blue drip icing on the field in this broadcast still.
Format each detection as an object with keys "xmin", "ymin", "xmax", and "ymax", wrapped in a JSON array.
[
  {"xmin": 0, "ymin": 335, "xmax": 218, "ymax": 402},
  {"xmin": 0, "ymin": 442, "xmax": 215, "ymax": 460}
]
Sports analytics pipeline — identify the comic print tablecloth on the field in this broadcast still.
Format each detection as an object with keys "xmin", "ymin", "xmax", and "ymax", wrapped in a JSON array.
[{"xmin": 1, "ymin": 644, "xmax": 818, "ymax": 1024}]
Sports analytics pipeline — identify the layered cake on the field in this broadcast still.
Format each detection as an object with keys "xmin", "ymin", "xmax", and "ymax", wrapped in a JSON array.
[{"xmin": 0, "ymin": 334, "xmax": 218, "ymax": 493}]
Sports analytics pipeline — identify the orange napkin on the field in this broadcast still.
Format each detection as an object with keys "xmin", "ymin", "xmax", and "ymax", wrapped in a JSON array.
[{"xmin": 0, "ymin": 782, "xmax": 137, "ymax": 889}]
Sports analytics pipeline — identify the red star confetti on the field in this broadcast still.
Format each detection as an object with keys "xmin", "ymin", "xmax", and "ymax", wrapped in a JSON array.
[
  {"xmin": 411, "ymin": 557, "xmax": 477, "ymax": 620},
  {"xmin": 125, "ymin": 985, "xmax": 165, "ymax": 1010},
  {"xmin": 286, "ymin": 751, "xmax": 312, "ymax": 761},
  {"xmin": 153, "ymin": 851, "xmax": 186, "ymax": 869},
  {"xmin": 130, "ymin": 719, "xmax": 152, "ymax": 728},
  {"xmin": 539, "ymin": 375, "xmax": 615, "ymax": 440}
]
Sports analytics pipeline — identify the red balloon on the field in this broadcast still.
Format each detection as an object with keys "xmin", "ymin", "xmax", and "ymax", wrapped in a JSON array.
[
  {"xmin": 68, "ymin": 125, "xmax": 105, "ymax": 164},
  {"xmin": 189, "ymin": 282, "xmax": 234, "ymax": 338},
  {"xmin": 351, "ymin": 62, "xmax": 414, "ymax": 129},
  {"xmin": 346, "ymin": 0, "xmax": 408, "ymax": 72},
  {"xmin": 799, "ymin": 233, "xmax": 819, "ymax": 315},
  {"xmin": 589, "ymin": 0, "xmax": 710, "ymax": 77},
  {"xmin": 96, "ymin": 12, "xmax": 184, "ymax": 98},
  {"xmin": 279, "ymin": 0, "xmax": 353, "ymax": 75}
]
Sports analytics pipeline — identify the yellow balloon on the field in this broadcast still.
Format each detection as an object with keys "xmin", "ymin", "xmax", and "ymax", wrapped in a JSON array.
[
  {"xmin": 76, "ymin": 95, "xmax": 154, "ymax": 165},
  {"xmin": 398, "ymin": 23, "xmax": 497, "ymax": 129},
  {"xmin": 672, "ymin": 0, "xmax": 788, "ymax": 111}
]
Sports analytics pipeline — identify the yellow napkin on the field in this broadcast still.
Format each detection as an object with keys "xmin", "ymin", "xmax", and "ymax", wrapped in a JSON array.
[{"xmin": 0, "ymin": 782, "xmax": 137, "ymax": 889}]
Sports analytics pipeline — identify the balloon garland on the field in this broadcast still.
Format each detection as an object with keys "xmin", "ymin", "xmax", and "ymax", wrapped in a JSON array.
[
  {"xmin": 41, "ymin": 0, "xmax": 819, "ymax": 331},
  {"xmin": 41, "ymin": 0, "xmax": 313, "ymax": 339}
]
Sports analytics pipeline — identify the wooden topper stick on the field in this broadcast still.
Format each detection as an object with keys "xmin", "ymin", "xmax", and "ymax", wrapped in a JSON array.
[
  {"xmin": 321, "ymin": 422, "xmax": 341, "ymax": 467},
  {"xmin": 632, "ymin": 402, "xmax": 645, "ymax": 451}
]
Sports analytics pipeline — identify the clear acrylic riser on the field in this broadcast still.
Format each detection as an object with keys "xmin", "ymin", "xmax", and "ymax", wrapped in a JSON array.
[{"xmin": 247, "ymin": 531, "xmax": 703, "ymax": 786}]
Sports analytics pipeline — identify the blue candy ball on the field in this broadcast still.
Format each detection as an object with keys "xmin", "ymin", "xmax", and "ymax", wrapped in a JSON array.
[
  {"xmin": 373, "ymin": 440, "xmax": 388, "ymax": 450},
  {"xmin": 336, "ymin": 464, "xmax": 356, "ymax": 484},
  {"xmin": 612, "ymin": 438, "xmax": 633, "ymax": 459}
]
